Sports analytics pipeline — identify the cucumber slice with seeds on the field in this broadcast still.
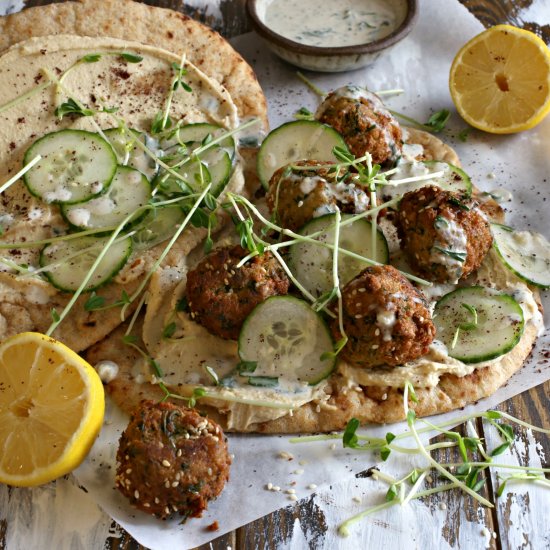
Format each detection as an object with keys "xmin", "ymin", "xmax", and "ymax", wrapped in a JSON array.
[
  {"xmin": 23, "ymin": 129, "xmax": 117, "ymax": 204},
  {"xmin": 156, "ymin": 123, "xmax": 234, "ymax": 197},
  {"xmin": 61, "ymin": 166, "xmax": 151, "ymax": 230},
  {"xmin": 383, "ymin": 160, "xmax": 472, "ymax": 200},
  {"xmin": 257, "ymin": 120, "xmax": 348, "ymax": 189},
  {"xmin": 288, "ymin": 213, "xmax": 389, "ymax": 298},
  {"xmin": 491, "ymin": 223, "xmax": 550, "ymax": 289},
  {"xmin": 434, "ymin": 286, "xmax": 524, "ymax": 363},
  {"xmin": 132, "ymin": 205, "xmax": 185, "ymax": 250},
  {"xmin": 175, "ymin": 123, "xmax": 235, "ymax": 158},
  {"xmin": 40, "ymin": 235, "xmax": 132, "ymax": 292},
  {"xmin": 103, "ymin": 128, "xmax": 159, "ymax": 181},
  {"xmin": 238, "ymin": 296, "xmax": 335, "ymax": 386}
]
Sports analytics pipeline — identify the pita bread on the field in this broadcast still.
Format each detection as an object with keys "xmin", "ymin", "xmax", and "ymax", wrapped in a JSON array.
[
  {"xmin": 0, "ymin": 2, "xmax": 268, "ymax": 351},
  {"xmin": 85, "ymin": 131, "xmax": 542, "ymax": 432},
  {"xmin": 0, "ymin": 0, "xmax": 268, "ymax": 129}
]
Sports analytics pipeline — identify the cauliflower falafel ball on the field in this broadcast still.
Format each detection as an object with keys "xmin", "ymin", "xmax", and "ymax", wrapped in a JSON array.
[
  {"xmin": 316, "ymin": 86, "xmax": 402, "ymax": 166},
  {"xmin": 331, "ymin": 265, "xmax": 435, "ymax": 368},
  {"xmin": 266, "ymin": 160, "xmax": 371, "ymax": 232},
  {"xmin": 396, "ymin": 185, "xmax": 493, "ymax": 283},
  {"xmin": 115, "ymin": 400, "xmax": 231, "ymax": 520},
  {"xmin": 186, "ymin": 245, "xmax": 290, "ymax": 340}
]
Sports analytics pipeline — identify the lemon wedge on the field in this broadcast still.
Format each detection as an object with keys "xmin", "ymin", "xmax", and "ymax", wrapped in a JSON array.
[
  {"xmin": 0, "ymin": 332, "xmax": 104, "ymax": 487},
  {"xmin": 449, "ymin": 24, "xmax": 550, "ymax": 133}
]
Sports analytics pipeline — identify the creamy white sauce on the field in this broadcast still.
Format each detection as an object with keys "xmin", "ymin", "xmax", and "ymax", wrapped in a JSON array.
[
  {"xmin": 96, "ymin": 360, "xmax": 119, "ymax": 383},
  {"xmin": 429, "ymin": 215, "xmax": 468, "ymax": 282},
  {"xmin": 263, "ymin": 0, "xmax": 407, "ymax": 48}
]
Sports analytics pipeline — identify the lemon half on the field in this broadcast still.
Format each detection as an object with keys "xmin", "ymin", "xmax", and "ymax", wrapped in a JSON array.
[
  {"xmin": 0, "ymin": 332, "xmax": 104, "ymax": 487},
  {"xmin": 450, "ymin": 24, "xmax": 550, "ymax": 134}
]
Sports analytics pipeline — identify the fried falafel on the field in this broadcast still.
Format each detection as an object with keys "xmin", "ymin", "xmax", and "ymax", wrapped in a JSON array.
[
  {"xmin": 332, "ymin": 265, "xmax": 435, "ymax": 368},
  {"xmin": 115, "ymin": 400, "xmax": 231, "ymax": 520}
]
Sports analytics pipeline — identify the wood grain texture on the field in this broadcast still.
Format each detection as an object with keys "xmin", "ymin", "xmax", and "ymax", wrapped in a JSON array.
[{"xmin": 8, "ymin": 2, "xmax": 550, "ymax": 550}]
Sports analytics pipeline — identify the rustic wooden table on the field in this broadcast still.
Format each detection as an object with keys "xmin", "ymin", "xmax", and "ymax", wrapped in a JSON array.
[{"xmin": 2, "ymin": 1, "xmax": 549, "ymax": 549}]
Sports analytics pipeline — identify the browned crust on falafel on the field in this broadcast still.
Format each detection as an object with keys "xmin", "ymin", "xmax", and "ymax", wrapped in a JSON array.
[
  {"xmin": 186, "ymin": 245, "xmax": 290, "ymax": 340},
  {"xmin": 331, "ymin": 265, "xmax": 435, "ymax": 368},
  {"xmin": 115, "ymin": 400, "xmax": 231, "ymax": 519}
]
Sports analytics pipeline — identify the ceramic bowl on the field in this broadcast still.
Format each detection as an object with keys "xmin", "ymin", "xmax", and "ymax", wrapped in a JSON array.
[{"xmin": 246, "ymin": 0, "xmax": 418, "ymax": 72}]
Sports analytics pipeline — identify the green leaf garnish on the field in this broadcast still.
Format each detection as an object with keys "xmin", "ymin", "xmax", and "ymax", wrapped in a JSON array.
[
  {"xmin": 342, "ymin": 418, "xmax": 360, "ymax": 449},
  {"xmin": 122, "ymin": 334, "xmax": 138, "ymax": 344},
  {"xmin": 380, "ymin": 447, "xmax": 391, "ymax": 461},
  {"xmin": 294, "ymin": 107, "xmax": 314, "ymax": 120},
  {"xmin": 176, "ymin": 297, "xmax": 189, "ymax": 312},
  {"xmin": 51, "ymin": 308, "xmax": 60, "ymax": 323},
  {"xmin": 120, "ymin": 52, "xmax": 143, "ymax": 63},
  {"xmin": 55, "ymin": 98, "xmax": 94, "ymax": 119},
  {"xmin": 82, "ymin": 54, "xmax": 102, "ymax": 63},
  {"xmin": 447, "ymin": 196, "xmax": 470, "ymax": 211},
  {"xmin": 385, "ymin": 484, "xmax": 398, "ymax": 502},
  {"xmin": 162, "ymin": 322, "xmax": 177, "ymax": 338},
  {"xmin": 425, "ymin": 109, "xmax": 451, "ymax": 133},
  {"xmin": 84, "ymin": 292, "xmax": 106, "ymax": 311}
]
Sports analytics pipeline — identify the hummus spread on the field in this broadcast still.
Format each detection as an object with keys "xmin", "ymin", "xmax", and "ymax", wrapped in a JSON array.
[{"xmin": 0, "ymin": 35, "xmax": 244, "ymax": 346}]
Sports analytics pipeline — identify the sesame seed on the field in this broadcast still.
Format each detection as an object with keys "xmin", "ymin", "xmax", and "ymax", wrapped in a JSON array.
[
  {"xmin": 144, "ymin": 503, "xmax": 150, "ymax": 508},
  {"xmin": 374, "ymin": 328, "xmax": 380, "ymax": 336},
  {"xmin": 293, "ymin": 469, "xmax": 304, "ymax": 475},
  {"xmin": 125, "ymin": 468, "xmax": 132, "ymax": 474},
  {"xmin": 176, "ymin": 472, "xmax": 181, "ymax": 481},
  {"xmin": 211, "ymin": 436, "xmax": 219, "ymax": 442},
  {"xmin": 285, "ymin": 489, "xmax": 296, "ymax": 494},
  {"xmin": 439, "ymin": 502, "xmax": 447, "ymax": 510},
  {"xmin": 288, "ymin": 495, "xmax": 298, "ymax": 501},
  {"xmin": 155, "ymin": 497, "xmax": 160, "ymax": 504},
  {"xmin": 371, "ymin": 344, "xmax": 379, "ymax": 350},
  {"xmin": 358, "ymin": 288, "xmax": 366, "ymax": 293},
  {"xmin": 172, "ymin": 482, "xmax": 179, "ymax": 487},
  {"xmin": 172, "ymin": 504, "xmax": 178, "ymax": 512},
  {"xmin": 224, "ymin": 278, "xmax": 229, "ymax": 285},
  {"xmin": 176, "ymin": 449, "xmax": 182, "ymax": 457},
  {"xmin": 162, "ymin": 460, "xmax": 171, "ymax": 468},
  {"xmin": 315, "ymin": 404, "xmax": 321, "ymax": 413},
  {"xmin": 272, "ymin": 486, "xmax": 281, "ymax": 492},
  {"xmin": 426, "ymin": 475, "xmax": 433, "ymax": 483},
  {"xmin": 352, "ymin": 496, "xmax": 361, "ymax": 503},
  {"xmin": 330, "ymin": 443, "xmax": 336, "ymax": 450},
  {"xmin": 307, "ymin": 484, "xmax": 317, "ymax": 490},
  {"xmin": 266, "ymin": 483, "xmax": 273, "ymax": 490},
  {"xmin": 184, "ymin": 433, "xmax": 190, "ymax": 439},
  {"xmin": 381, "ymin": 393, "xmax": 388, "ymax": 400},
  {"xmin": 354, "ymin": 314, "xmax": 363, "ymax": 319},
  {"xmin": 299, "ymin": 460, "xmax": 309, "ymax": 465},
  {"xmin": 207, "ymin": 468, "xmax": 213, "ymax": 476},
  {"xmin": 134, "ymin": 490, "xmax": 139, "ymax": 500},
  {"xmin": 165, "ymin": 506, "xmax": 170, "ymax": 515},
  {"xmin": 165, "ymin": 480, "xmax": 170, "ymax": 488},
  {"xmin": 278, "ymin": 451, "xmax": 294, "ymax": 460}
]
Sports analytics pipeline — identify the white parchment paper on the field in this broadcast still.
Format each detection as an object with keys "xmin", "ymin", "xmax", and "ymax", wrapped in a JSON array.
[{"xmin": 72, "ymin": 0, "xmax": 550, "ymax": 548}]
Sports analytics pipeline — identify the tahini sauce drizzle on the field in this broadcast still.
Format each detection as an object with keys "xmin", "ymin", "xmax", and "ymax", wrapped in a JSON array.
[{"xmin": 264, "ymin": 0, "xmax": 406, "ymax": 48}]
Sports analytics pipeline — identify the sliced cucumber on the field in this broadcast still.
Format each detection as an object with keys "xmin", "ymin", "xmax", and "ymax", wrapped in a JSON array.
[
  {"xmin": 61, "ymin": 166, "xmax": 151, "ymax": 230},
  {"xmin": 103, "ymin": 128, "xmax": 159, "ymax": 181},
  {"xmin": 155, "ymin": 149, "xmax": 231, "ymax": 197},
  {"xmin": 175, "ymin": 123, "xmax": 235, "ymax": 158},
  {"xmin": 23, "ymin": 129, "xmax": 117, "ymax": 204},
  {"xmin": 155, "ymin": 123, "xmax": 234, "ymax": 197},
  {"xmin": 288, "ymin": 213, "xmax": 389, "ymax": 298},
  {"xmin": 257, "ymin": 120, "xmax": 348, "ymax": 189},
  {"xmin": 434, "ymin": 286, "xmax": 524, "ymax": 363},
  {"xmin": 382, "ymin": 160, "xmax": 472, "ymax": 200},
  {"xmin": 40, "ymin": 235, "xmax": 132, "ymax": 292},
  {"xmin": 491, "ymin": 223, "xmax": 550, "ymax": 289},
  {"xmin": 238, "ymin": 296, "xmax": 335, "ymax": 386},
  {"xmin": 132, "ymin": 205, "xmax": 185, "ymax": 250}
]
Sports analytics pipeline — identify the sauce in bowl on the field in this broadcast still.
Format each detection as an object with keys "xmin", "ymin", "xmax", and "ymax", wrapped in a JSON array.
[{"xmin": 263, "ymin": 0, "xmax": 407, "ymax": 48}]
